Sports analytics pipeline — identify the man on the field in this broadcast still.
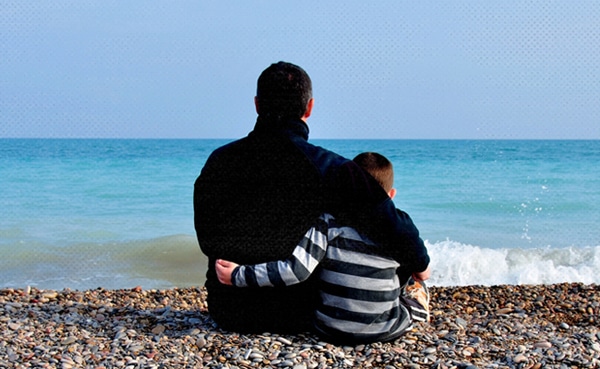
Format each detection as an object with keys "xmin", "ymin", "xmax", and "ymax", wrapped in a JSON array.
[{"xmin": 194, "ymin": 61, "xmax": 429, "ymax": 333}]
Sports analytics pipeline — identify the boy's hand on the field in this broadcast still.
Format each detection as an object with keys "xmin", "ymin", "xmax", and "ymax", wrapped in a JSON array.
[
  {"xmin": 215, "ymin": 259, "xmax": 239, "ymax": 286},
  {"xmin": 412, "ymin": 265, "xmax": 431, "ymax": 282}
]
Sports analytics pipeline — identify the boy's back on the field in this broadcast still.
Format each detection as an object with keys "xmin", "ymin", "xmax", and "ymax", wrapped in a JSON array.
[{"xmin": 310, "ymin": 214, "xmax": 413, "ymax": 343}]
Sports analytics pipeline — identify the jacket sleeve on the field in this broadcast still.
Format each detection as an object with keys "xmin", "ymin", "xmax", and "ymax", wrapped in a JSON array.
[
  {"xmin": 326, "ymin": 161, "xmax": 430, "ymax": 273},
  {"xmin": 232, "ymin": 215, "xmax": 330, "ymax": 288}
]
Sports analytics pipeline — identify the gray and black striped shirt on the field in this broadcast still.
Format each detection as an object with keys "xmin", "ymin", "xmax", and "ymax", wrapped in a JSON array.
[{"xmin": 231, "ymin": 213, "xmax": 416, "ymax": 343}]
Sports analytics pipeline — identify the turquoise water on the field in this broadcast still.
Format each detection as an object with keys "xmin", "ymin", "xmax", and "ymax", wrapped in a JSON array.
[{"xmin": 1, "ymin": 139, "xmax": 599, "ymax": 289}]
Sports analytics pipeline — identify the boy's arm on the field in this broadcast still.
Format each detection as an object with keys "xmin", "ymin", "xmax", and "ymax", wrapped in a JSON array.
[
  {"xmin": 386, "ymin": 206, "xmax": 430, "ymax": 273},
  {"xmin": 215, "ymin": 215, "xmax": 331, "ymax": 288},
  {"xmin": 412, "ymin": 265, "xmax": 431, "ymax": 282}
]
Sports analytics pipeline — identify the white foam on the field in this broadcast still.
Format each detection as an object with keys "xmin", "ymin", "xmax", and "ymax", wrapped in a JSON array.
[
  {"xmin": 4, "ymin": 235, "xmax": 598, "ymax": 290},
  {"xmin": 426, "ymin": 239, "xmax": 600, "ymax": 286}
]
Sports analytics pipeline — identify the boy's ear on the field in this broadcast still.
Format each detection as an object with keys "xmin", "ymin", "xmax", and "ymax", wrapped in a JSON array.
[{"xmin": 388, "ymin": 188, "xmax": 397, "ymax": 199}]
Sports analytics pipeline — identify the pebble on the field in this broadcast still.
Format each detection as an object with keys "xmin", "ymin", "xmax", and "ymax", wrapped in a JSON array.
[
  {"xmin": 455, "ymin": 317, "xmax": 468, "ymax": 329},
  {"xmin": 196, "ymin": 336, "xmax": 207, "ymax": 348},
  {"xmin": 151, "ymin": 324, "xmax": 165, "ymax": 335},
  {"xmin": 534, "ymin": 341, "xmax": 552, "ymax": 349},
  {"xmin": 514, "ymin": 353, "xmax": 528, "ymax": 363},
  {"xmin": 7, "ymin": 322, "xmax": 20, "ymax": 331},
  {"xmin": 423, "ymin": 347, "xmax": 436, "ymax": 354},
  {"xmin": 0, "ymin": 283, "xmax": 598, "ymax": 368},
  {"xmin": 496, "ymin": 307, "xmax": 513, "ymax": 315},
  {"xmin": 277, "ymin": 336, "xmax": 293, "ymax": 345}
]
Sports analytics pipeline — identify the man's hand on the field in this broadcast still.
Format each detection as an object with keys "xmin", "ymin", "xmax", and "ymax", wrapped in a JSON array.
[
  {"xmin": 215, "ymin": 259, "xmax": 239, "ymax": 286},
  {"xmin": 412, "ymin": 265, "xmax": 431, "ymax": 282}
]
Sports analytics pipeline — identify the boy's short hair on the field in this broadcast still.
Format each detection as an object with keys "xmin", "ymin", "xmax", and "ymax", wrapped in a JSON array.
[{"xmin": 353, "ymin": 152, "xmax": 394, "ymax": 192}]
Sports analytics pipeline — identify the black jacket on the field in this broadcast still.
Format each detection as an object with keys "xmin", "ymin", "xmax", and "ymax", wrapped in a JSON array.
[{"xmin": 194, "ymin": 117, "xmax": 429, "ymax": 333}]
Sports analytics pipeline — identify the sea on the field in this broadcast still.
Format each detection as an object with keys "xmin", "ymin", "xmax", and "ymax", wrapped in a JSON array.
[{"xmin": 1, "ymin": 139, "xmax": 599, "ymax": 291}]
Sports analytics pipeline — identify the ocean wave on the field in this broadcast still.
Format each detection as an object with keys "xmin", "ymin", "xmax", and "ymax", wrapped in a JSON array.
[
  {"xmin": 426, "ymin": 239, "xmax": 600, "ymax": 286},
  {"xmin": 0, "ymin": 235, "xmax": 206, "ymax": 291},
  {"xmin": 2, "ymin": 235, "xmax": 598, "ymax": 290}
]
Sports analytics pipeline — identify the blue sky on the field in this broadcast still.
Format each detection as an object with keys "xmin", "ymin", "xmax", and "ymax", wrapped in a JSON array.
[{"xmin": 1, "ymin": 1, "xmax": 599, "ymax": 139}]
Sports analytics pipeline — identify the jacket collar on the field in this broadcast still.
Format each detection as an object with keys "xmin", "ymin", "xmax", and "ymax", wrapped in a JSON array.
[{"xmin": 252, "ymin": 116, "xmax": 310, "ymax": 140}]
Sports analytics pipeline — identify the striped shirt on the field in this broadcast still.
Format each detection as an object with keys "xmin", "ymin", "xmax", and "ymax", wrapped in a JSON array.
[{"xmin": 231, "ymin": 213, "xmax": 419, "ymax": 343}]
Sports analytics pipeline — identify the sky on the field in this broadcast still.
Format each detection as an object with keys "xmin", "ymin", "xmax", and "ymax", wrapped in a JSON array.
[{"xmin": 1, "ymin": 1, "xmax": 599, "ymax": 139}]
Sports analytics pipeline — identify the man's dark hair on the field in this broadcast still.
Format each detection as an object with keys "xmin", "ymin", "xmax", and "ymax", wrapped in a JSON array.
[
  {"xmin": 256, "ymin": 61, "xmax": 312, "ymax": 120},
  {"xmin": 353, "ymin": 152, "xmax": 394, "ymax": 192}
]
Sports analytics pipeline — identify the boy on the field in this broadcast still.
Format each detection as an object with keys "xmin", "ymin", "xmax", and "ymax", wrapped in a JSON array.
[{"xmin": 216, "ymin": 152, "xmax": 431, "ymax": 344}]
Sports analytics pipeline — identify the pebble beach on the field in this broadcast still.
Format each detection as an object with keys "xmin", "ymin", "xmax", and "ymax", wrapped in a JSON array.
[{"xmin": 1, "ymin": 283, "xmax": 599, "ymax": 369}]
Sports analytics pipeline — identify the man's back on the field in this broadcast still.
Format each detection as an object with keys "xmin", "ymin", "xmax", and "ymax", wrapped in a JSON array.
[{"xmin": 194, "ymin": 118, "xmax": 343, "ymax": 332}]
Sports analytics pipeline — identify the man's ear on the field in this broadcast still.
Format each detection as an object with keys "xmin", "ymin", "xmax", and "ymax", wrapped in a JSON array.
[
  {"xmin": 302, "ymin": 98, "xmax": 314, "ymax": 120},
  {"xmin": 254, "ymin": 96, "xmax": 260, "ymax": 114}
]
